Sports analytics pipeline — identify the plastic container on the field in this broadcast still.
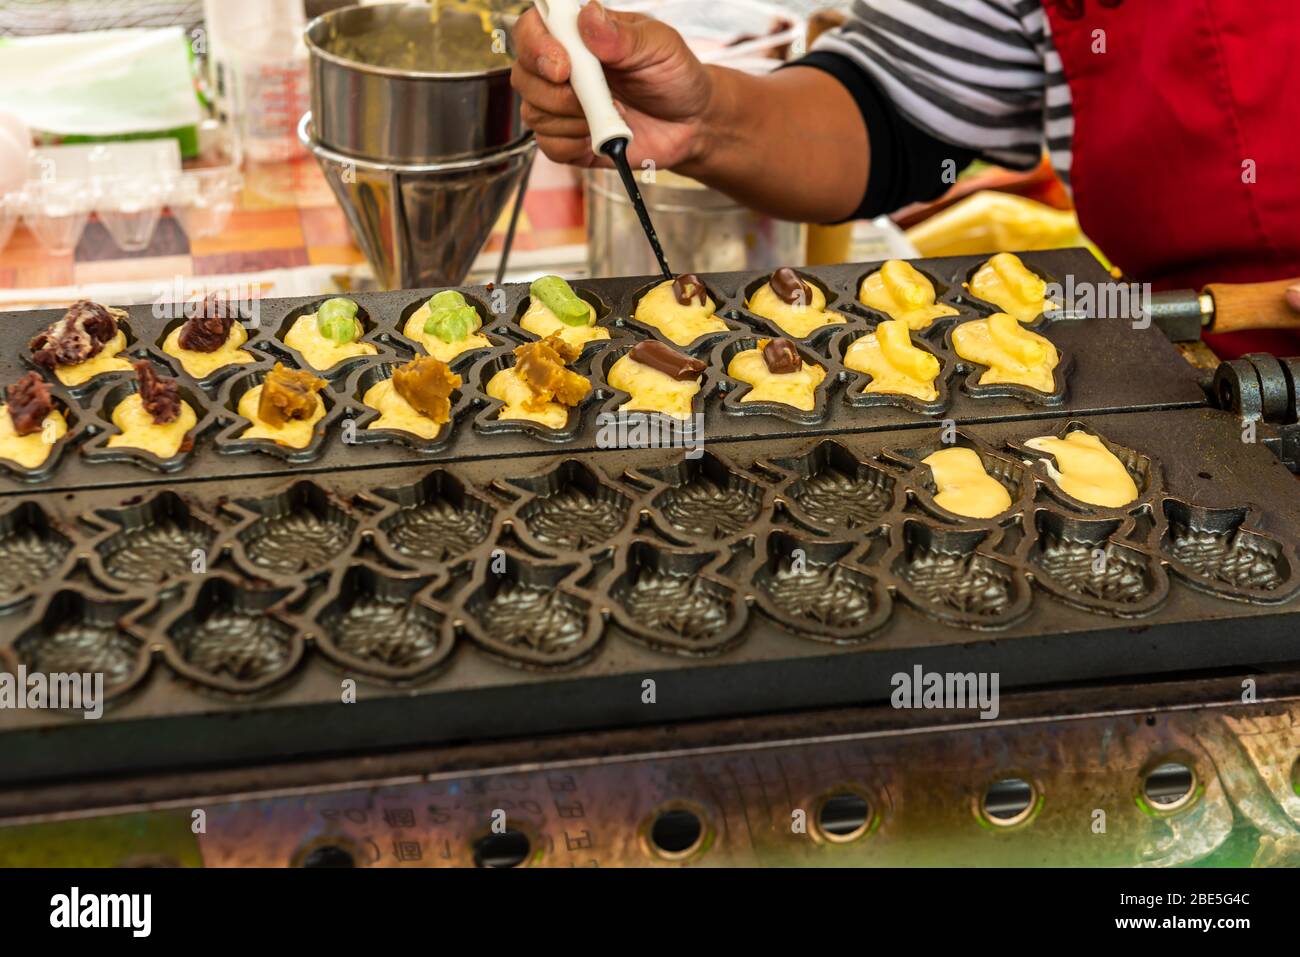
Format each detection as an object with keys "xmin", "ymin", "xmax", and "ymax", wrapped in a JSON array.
[
  {"xmin": 203, "ymin": 0, "xmax": 310, "ymax": 163},
  {"xmin": 2, "ymin": 134, "xmax": 243, "ymax": 256}
]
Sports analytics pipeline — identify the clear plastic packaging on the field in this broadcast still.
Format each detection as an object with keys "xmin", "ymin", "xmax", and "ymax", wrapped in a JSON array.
[{"xmin": 2, "ymin": 129, "xmax": 243, "ymax": 256}]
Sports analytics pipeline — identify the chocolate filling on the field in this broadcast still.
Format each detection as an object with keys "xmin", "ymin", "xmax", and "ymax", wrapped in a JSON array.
[
  {"xmin": 627, "ymin": 340, "xmax": 706, "ymax": 381},
  {"xmin": 672, "ymin": 273, "xmax": 709, "ymax": 307},
  {"xmin": 761, "ymin": 337, "xmax": 803, "ymax": 374},
  {"xmin": 769, "ymin": 267, "xmax": 811, "ymax": 306}
]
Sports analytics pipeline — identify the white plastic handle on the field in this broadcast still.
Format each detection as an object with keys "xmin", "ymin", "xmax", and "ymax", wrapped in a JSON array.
[{"xmin": 534, "ymin": 0, "xmax": 633, "ymax": 152}]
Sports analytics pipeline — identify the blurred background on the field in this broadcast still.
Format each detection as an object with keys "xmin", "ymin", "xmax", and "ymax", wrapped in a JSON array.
[{"xmin": 0, "ymin": 0, "xmax": 1089, "ymax": 310}]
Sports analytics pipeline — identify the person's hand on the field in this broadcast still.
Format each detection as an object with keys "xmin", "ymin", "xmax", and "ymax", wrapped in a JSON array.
[
  {"xmin": 1287, "ymin": 283, "xmax": 1300, "ymax": 314},
  {"xmin": 510, "ymin": 1, "xmax": 714, "ymax": 171}
]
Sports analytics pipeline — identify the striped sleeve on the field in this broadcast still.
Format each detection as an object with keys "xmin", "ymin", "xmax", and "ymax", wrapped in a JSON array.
[{"xmin": 812, "ymin": 0, "xmax": 1051, "ymax": 172}]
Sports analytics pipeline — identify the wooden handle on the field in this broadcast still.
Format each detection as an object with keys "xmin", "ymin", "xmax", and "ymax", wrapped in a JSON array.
[{"xmin": 1206, "ymin": 278, "xmax": 1300, "ymax": 332}]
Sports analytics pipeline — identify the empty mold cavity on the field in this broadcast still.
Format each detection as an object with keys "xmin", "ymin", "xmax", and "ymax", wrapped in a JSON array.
[
  {"xmin": 509, "ymin": 460, "xmax": 632, "ymax": 552},
  {"xmin": 776, "ymin": 441, "xmax": 897, "ymax": 530},
  {"xmin": 316, "ymin": 564, "xmax": 448, "ymax": 678},
  {"xmin": 754, "ymin": 532, "xmax": 886, "ymax": 640},
  {"xmin": 643, "ymin": 452, "xmax": 767, "ymax": 541},
  {"xmin": 609, "ymin": 541, "xmax": 743, "ymax": 652},
  {"xmin": 894, "ymin": 521, "xmax": 1026, "ymax": 624},
  {"xmin": 1027, "ymin": 513, "xmax": 1165, "ymax": 614},
  {"xmin": 236, "ymin": 482, "xmax": 356, "ymax": 575},
  {"xmin": 164, "ymin": 576, "xmax": 300, "ymax": 689},
  {"xmin": 0, "ymin": 502, "xmax": 71, "ymax": 601},
  {"xmin": 375, "ymin": 469, "xmax": 495, "ymax": 563},
  {"xmin": 93, "ymin": 491, "xmax": 218, "ymax": 585},
  {"xmin": 1162, "ymin": 500, "xmax": 1292, "ymax": 597},
  {"xmin": 462, "ymin": 554, "xmax": 599, "ymax": 666},
  {"xmin": 14, "ymin": 589, "xmax": 146, "ymax": 695}
]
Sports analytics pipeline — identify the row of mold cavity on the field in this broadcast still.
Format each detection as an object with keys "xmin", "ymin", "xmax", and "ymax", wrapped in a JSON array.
[
  {"xmin": 6, "ymin": 259, "xmax": 1069, "ymax": 480},
  {"xmin": 3, "ymin": 428, "xmax": 1295, "ymax": 700},
  {"xmin": 7, "ymin": 318, "xmax": 1065, "ymax": 481},
  {"xmin": 28, "ymin": 254, "xmax": 1048, "ymax": 398}
]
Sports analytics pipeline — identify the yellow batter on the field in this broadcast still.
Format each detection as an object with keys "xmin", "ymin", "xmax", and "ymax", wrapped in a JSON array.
[
  {"xmin": 283, "ymin": 313, "xmax": 378, "ymax": 371},
  {"xmin": 727, "ymin": 348, "xmax": 826, "ymax": 411},
  {"xmin": 967, "ymin": 252, "xmax": 1057, "ymax": 323},
  {"xmin": 747, "ymin": 280, "xmax": 845, "ymax": 339},
  {"xmin": 0, "ymin": 407, "xmax": 66, "ymax": 469},
  {"xmin": 362, "ymin": 379, "xmax": 443, "ymax": 440},
  {"xmin": 519, "ymin": 297, "xmax": 609, "ymax": 351},
  {"xmin": 1024, "ymin": 431, "xmax": 1138, "ymax": 508},
  {"xmin": 607, "ymin": 353, "xmax": 701, "ymax": 420},
  {"xmin": 922, "ymin": 447, "xmax": 1012, "ymax": 518},
  {"xmin": 486, "ymin": 368, "xmax": 571, "ymax": 430},
  {"xmin": 237, "ymin": 385, "xmax": 326, "ymax": 449},
  {"xmin": 632, "ymin": 279, "xmax": 728, "ymax": 346},
  {"xmin": 403, "ymin": 301, "xmax": 493, "ymax": 362},
  {"xmin": 162, "ymin": 322, "xmax": 255, "ymax": 379},
  {"xmin": 105, "ymin": 394, "xmax": 198, "ymax": 460},
  {"xmin": 859, "ymin": 260, "xmax": 959, "ymax": 329},
  {"xmin": 53, "ymin": 329, "xmax": 133, "ymax": 387},
  {"xmin": 952, "ymin": 312, "xmax": 1060, "ymax": 394},
  {"xmin": 843, "ymin": 320, "xmax": 941, "ymax": 401}
]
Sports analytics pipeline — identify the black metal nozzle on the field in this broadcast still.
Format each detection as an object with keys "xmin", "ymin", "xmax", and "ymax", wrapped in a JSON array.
[{"xmin": 601, "ymin": 137, "xmax": 673, "ymax": 281}]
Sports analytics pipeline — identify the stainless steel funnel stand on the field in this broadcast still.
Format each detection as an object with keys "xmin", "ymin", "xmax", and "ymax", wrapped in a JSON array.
[
  {"xmin": 299, "ymin": 113, "xmax": 535, "ymax": 289},
  {"xmin": 301, "ymin": 2, "xmax": 536, "ymax": 290}
]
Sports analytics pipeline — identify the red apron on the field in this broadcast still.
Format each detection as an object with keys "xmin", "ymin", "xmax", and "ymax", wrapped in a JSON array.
[{"xmin": 1043, "ymin": 0, "xmax": 1300, "ymax": 357}]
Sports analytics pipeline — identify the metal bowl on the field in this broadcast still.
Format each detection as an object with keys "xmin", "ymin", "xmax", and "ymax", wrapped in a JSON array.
[{"xmin": 304, "ymin": 2, "xmax": 525, "ymax": 164}]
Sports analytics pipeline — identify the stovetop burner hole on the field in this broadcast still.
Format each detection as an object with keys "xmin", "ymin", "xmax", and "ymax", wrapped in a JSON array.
[{"xmin": 472, "ymin": 829, "xmax": 531, "ymax": 868}]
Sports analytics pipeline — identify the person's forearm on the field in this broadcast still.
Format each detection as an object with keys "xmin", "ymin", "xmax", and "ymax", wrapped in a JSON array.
[{"xmin": 676, "ymin": 65, "xmax": 870, "ymax": 224}]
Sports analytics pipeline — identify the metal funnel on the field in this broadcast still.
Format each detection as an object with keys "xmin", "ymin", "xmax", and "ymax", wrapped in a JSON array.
[
  {"xmin": 301, "ymin": 113, "xmax": 534, "ymax": 289},
  {"xmin": 301, "ymin": 2, "xmax": 536, "ymax": 289}
]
